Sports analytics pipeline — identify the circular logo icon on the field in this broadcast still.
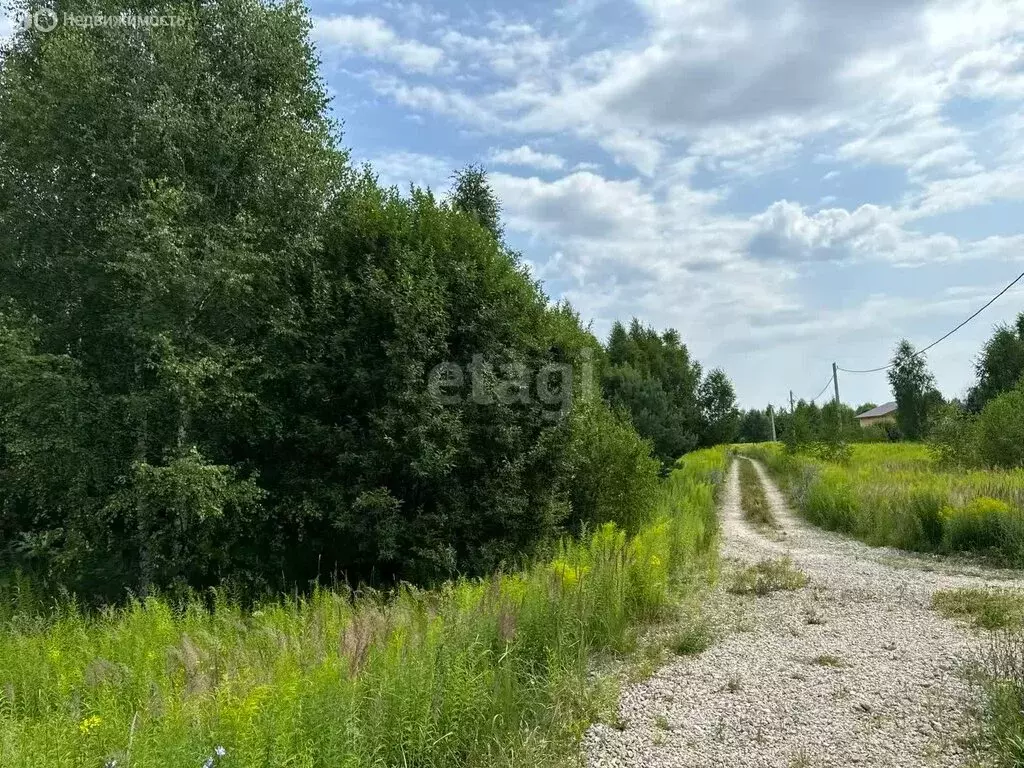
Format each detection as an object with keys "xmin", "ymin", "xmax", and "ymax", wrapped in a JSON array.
[{"xmin": 31, "ymin": 9, "xmax": 59, "ymax": 32}]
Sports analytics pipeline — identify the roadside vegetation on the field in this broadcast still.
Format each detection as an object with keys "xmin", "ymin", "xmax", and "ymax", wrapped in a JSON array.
[
  {"xmin": 930, "ymin": 588, "xmax": 1024, "ymax": 767},
  {"xmin": 738, "ymin": 458, "xmax": 777, "ymax": 530},
  {"xmin": 0, "ymin": 449, "xmax": 726, "ymax": 768},
  {"xmin": 741, "ymin": 443, "xmax": 1024, "ymax": 566},
  {"xmin": 933, "ymin": 589, "xmax": 1024, "ymax": 630},
  {"xmin": 0, "ymin": 0, "xmax": 741, "ymax": 604}
]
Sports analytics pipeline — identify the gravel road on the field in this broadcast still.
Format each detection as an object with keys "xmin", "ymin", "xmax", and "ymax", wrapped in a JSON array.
[{"xmin": 584, "ymin": 457, "xmax": 1024, "ymax": 767}]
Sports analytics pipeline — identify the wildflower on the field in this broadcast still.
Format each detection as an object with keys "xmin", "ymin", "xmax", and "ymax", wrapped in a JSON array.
[
  {"xmin": 550, "ymin": 559, "xmax": 589, "ymax": 587},
  {"xmin": 78, "ymin": 715, "xmax": 102, "ymax": 735},
  {"xmin": 650, "ymin": 555, "xmax": 663, "ymax": 568},
  {"xmin": 202, "ymin": 746, "xmax": 228, "ymax": 767}
]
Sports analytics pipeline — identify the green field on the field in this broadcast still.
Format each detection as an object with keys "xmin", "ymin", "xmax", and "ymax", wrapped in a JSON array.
[
  {"xmin": 0, "ymin": 450, "xmax": 725, "ymax": 768},
  {"xmin": 740, "ymin": 442, "xmax": 1024, "ymax": 564}
]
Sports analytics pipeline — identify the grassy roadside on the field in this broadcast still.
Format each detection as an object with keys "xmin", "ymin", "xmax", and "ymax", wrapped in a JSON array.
[
  {"xmin": 738, "ymin": 442, "xmax": 1024, "ymax": 566},
  {"xmin": 738, "ymin": 458, "xmax": 777, "ymax": 530},
  {"xmin": 932, "ymin": 588, "xmax": 1024, "ymax": 766},
  {"xmin": 0, "ymin": 448, "xmax": 728, "ymax": 768}
]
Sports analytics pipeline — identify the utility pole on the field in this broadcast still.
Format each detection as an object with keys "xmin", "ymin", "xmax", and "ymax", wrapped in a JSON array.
[
  {"xmin": 832, "ymin": 362, "xmax": 842, "ymax": 433},
  {"xmin": 769, "ymin": 405, "xmax": 777, "ymax": 442},
  {"xmin": 789, "ymin": 390, "xmax": 795, "ymax": 413}
]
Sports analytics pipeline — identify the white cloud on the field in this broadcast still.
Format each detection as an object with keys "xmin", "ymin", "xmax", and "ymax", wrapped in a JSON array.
[
  {"xmin": 492, "ymin": 171, "xmax": 660, "ymax": 240},
  {"xmin": 488, "ymin": 145, "xmax": 566, "ymax": 171},
  {"xmin": 908, "ymin": 165, "xmax": 1024, "ymax": 217},
  {"xmin": 313, "ymin": 0, "xmax": 1024, "ymax": 405},
  {"xmin": 314, "ymin": 15, "xmax": 444, "ymax": 73},
  {"xmin": 365, "ymin": 151, "xmax": 453, "ymax": 192},
  {"xmin": 441, "ymin": 24, "xmax": 557, "ymax": 79}
]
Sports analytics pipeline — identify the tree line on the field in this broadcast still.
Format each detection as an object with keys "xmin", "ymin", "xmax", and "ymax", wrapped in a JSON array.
[{"xmin": 0, "ymin": 0, "xmax": 737, "ymax": 602}]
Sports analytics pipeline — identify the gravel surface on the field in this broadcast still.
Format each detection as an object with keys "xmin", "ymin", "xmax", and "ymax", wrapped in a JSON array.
[{"xmin": 584, "ymin": 457, "xmax": 1024, "ymax": 768}]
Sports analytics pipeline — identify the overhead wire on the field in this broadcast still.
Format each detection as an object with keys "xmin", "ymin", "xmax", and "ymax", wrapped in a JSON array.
[
  {"xmin": 837, "ymin": 269, "xmax": 1024, "ymax": 375},
  {"xmin": 808, "ymin": 373, "xmax": 835, "ymax": 404}
]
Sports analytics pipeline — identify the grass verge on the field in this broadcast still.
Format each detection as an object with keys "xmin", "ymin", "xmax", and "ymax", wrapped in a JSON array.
[
  {"xmin": 738, "ymin": 458, "xmax": 777, "ymax": 530},
  {"xmin": 933, "ymin": 588, "xmax": 1024, "ymax": 630},
  {"xmin": 739, "ymin": 442, "xmax": 1024, "ymax": 567},
  {"xmin": 0, "ymin": 449, "xmax": 727, "ymax": 768}
]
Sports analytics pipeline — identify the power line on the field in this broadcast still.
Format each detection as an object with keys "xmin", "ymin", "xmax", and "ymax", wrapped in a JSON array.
[
  {"xmin": 838, "ymin": 269, "xmax": 1024, "ymax": 375},
  {"xmin": 808, "ymin": 373, "xmax": 835, "ymax": 403}
]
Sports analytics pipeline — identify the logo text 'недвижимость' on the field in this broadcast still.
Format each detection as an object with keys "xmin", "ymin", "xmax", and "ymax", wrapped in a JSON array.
[{"xmin": 20, "ymin": 9, "xmax": 185, "ymax": 33}]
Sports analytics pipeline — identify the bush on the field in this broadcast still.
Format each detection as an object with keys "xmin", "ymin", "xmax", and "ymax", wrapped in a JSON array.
[
  {"xmin": 928, "ymin": 405, "xmax": 980, "ymax": 468},
  {"xmin": 563, "ymin": 399, "xmax": 662, "ymax": 535},
  {"xmin": 977, "ymin": 385, "xmax": 1024, "ymax": 469}
]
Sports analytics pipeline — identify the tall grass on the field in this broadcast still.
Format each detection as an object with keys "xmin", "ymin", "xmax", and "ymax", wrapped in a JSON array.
[
  {"xmin": 741, "ymin": 443, "xmax": 1024, "ymax": 564},
  {"xmin": 0, "ymin": 448, "xmax": 727, "ymax": 768}
]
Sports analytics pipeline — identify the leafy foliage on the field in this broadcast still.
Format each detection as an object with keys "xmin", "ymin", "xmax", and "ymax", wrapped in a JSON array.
[
  {"xmin": 0, "ymin": 0, "xmax": 668, "ymax": 600},
  {"xmin": 967, "ymin": 313, "xmax": 1024, "ymax": 413},
  {"xmin": 976, "ymin": 383, "xmax": 1024, "ymax": 469},
  {"xmin": 887, "ymin": 340, "xmax": 941, "ymax": 440},
  {"xmin": 602, "ymin": 320, "xmax": 737, "ymax": 464},
  {"xmin": 0, "ymin": 449, "xmax": 726, "ymax": 768}
]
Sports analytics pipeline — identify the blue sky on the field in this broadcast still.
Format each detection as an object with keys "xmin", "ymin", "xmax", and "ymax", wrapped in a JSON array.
[{"xmin": 5, "ymin": 0, "xmax": 1024, "ymax": 409}]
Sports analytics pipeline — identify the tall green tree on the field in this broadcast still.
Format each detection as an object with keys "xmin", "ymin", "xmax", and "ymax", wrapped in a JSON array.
[
  {"xmin": 698, "ymin": 368, "xmax": 739, "ymax": 446},
  {"xmin": 0, "ymin": 0, "xmax": 341, "ymax": 594},
  {"xmin": 966, "ymin": 313, "xmax": 1024, "ymax": 412},
  {"xmin": 448, "ymin": 165, "xmax": 503, "ymax": 242},
  {"xmin": 601, "ymin": 320, "xmax": 704, "ymax": 463},
  {"xmin": 737, "ymin": 408, "xmax": 773, "ymax": 443},
  {"xmin": 887, "ymin": 340, "xmax": 938, "ymax": 440}
]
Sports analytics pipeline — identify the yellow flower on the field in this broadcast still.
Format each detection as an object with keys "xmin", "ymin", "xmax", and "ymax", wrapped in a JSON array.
[
  {"xmin": 550, "ymin": 559, "xmax": 589, "ymax": 587},
  {"xmin": 649, "ymin": 555, "xmax": 663, "ymax": 568},
  {"xmin": 79, "ymin": 715, "xmax": 102, "ymax": 735}
]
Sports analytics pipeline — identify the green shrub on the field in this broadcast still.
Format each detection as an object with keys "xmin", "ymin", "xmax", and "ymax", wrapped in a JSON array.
[
  {"xmin": 564, "ymin": 399, "xmax": 662, "ymax": 535},
  {"xmin": 928, "ymin": 405, "xmax": 980, "ymax": 468},
  {"xmin": 977, "ymin": 385, "xmax": 1024, "ymax": 469}
]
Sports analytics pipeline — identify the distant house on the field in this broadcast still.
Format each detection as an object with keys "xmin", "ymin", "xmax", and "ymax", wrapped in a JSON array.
[{"xmin": 855, "ymin": 401, "xmax": 898, "ymax": 428}]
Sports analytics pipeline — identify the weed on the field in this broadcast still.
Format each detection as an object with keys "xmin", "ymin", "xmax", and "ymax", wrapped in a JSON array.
[
  {"xmin": 933, "ymin": 589, "xmax": 1024, "ymax": 630},
  {"xmin": 804, "ymin": 607, "xmax": 826, "ymax": 625},
  {"xmin": 737, "ymin": 442, "xmax": 1024, "ymax": 566},
  {"xmin": 810, "ymin": 653, "xmax": 846, "ymax": 668},
  {"xmin": 727, "ymin": 557, "xmax": 808, "ymax": 596},
  {"xmin": 725, "ymin": 675, "xmax": 743, "ymax": 692},
  {"xmin": 654, "ymin": 714, "xmax": 671, "ymax": 731},
  {"xmin": 789, "ymin": 750, "xmax": 813, "ymax": 768},
  {"xmin": 0, "ymin": 450, "xmax": 729, "ymax": 768},
  {"xmin": 739, "ymin": 459, "xmax": 777, "ymax": 529},
  {"xmin": 669, "ymin": 620, "xmax": 714, "ymax": 656}
]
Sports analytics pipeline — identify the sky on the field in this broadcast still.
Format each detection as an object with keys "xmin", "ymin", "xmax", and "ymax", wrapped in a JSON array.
[{"xmin": 4, "ymin": 0, "xmax": 1024, "ymax": 410}]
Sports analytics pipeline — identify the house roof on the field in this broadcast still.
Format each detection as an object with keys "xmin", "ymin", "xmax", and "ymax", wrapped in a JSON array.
[{"xmin": 855, "ymin": 401, "xmax": 898, "ymax": 419}]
